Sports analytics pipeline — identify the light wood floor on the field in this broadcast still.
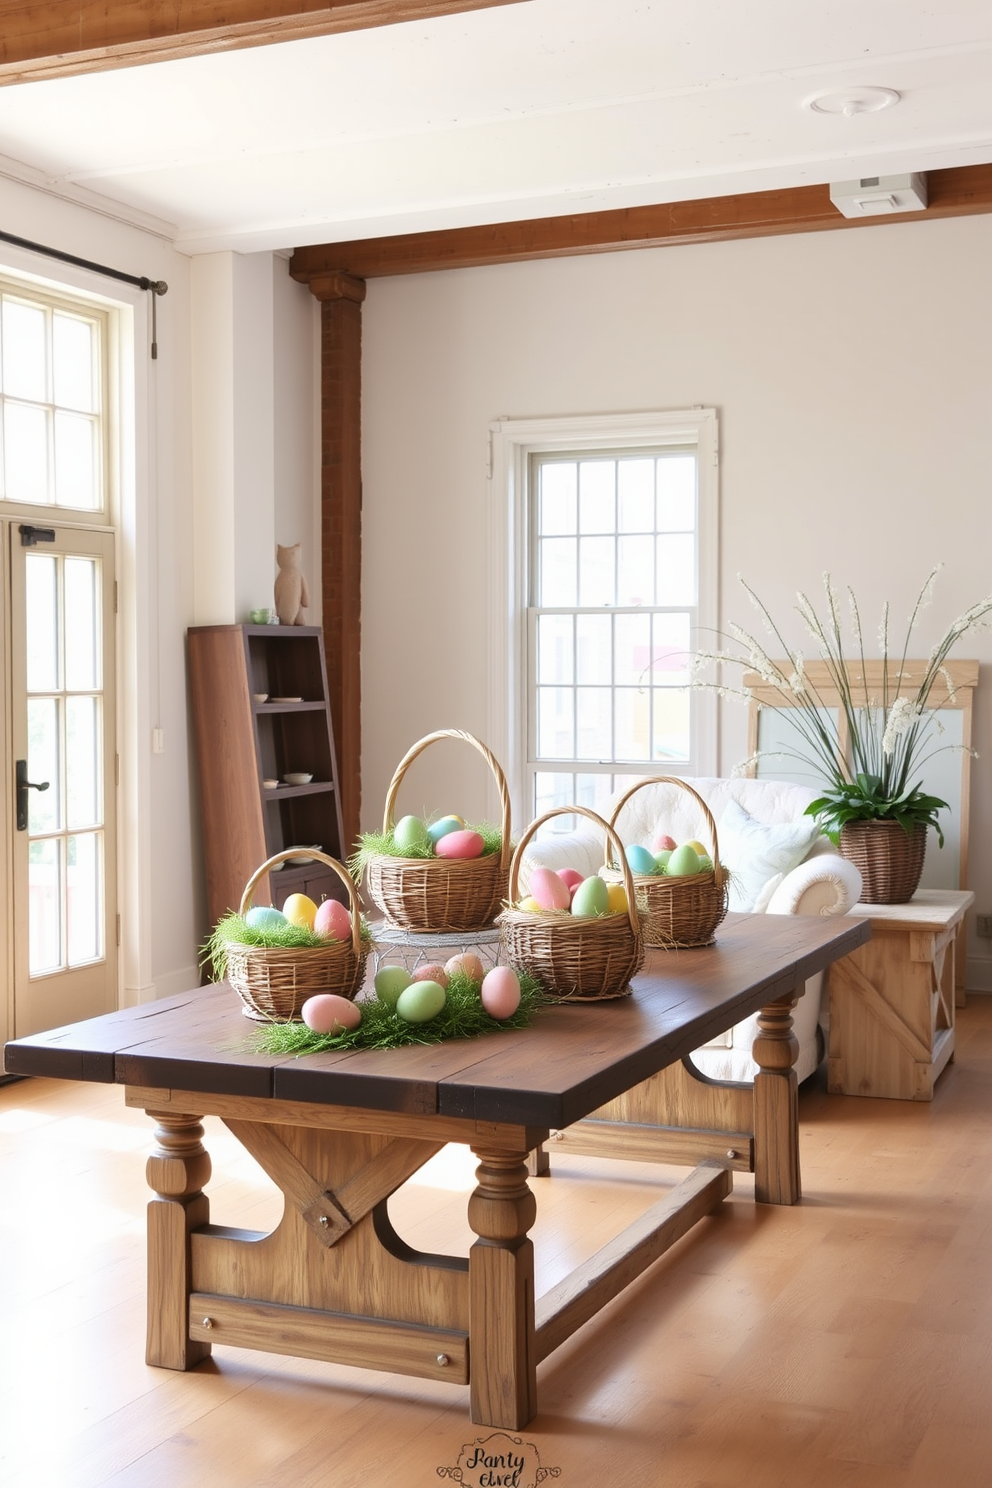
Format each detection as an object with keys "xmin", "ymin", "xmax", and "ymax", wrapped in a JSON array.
[{"xmin": 3, "ymin": 1000, "xmax": 992, "ymax": 1488}]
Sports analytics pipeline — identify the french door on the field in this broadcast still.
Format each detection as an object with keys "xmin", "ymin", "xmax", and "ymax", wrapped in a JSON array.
[{"xmin": 8, "ymin": 519, "xmax": 117, "ymax": 1037}]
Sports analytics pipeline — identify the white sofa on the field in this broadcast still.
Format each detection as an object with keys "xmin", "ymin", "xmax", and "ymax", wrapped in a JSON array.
[{"xmin": 521, "ymin": 776, "xmax": 863, "ymax": 1084}]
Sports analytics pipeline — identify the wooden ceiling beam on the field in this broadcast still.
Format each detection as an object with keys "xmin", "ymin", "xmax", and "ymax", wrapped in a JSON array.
[
  {"xmin": 290, "ymin": 163, "xmax": 992, "ymax": 282},
  {"xmin": 0, "ymin": 0, "xmax": 524, "ymax": 85}
]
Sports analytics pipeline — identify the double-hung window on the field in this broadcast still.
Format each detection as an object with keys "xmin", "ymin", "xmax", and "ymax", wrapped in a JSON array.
[{"xmin": 489, "ymin": 410, "xmax": 718, "ymax": 829}]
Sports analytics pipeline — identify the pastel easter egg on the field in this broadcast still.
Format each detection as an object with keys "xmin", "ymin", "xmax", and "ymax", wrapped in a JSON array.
[
  {"xmin": 571, "ymin": 875, "xmax": 610, "ymax": 917},
  {"xmin": 606, "ymin": 882, "xmax": 628, "ymax": 914},
  {"xmin": 697, "ymin": 854, "xmax": 714, "ymax": 872},
  {"xmin": 652, "ymin": 831, "xmax": 677, "ymax": 853},
  {"xmin": 481, "ymin": 966, "xmax": 521, "ymax": 1020},
  {"xmin": 245, "ymin": 905, "xmax": 287, "ymax": 932},
  {"xmin": 396, "ymin": 980, "xmax": 447, "ymax": 1023},
  {"xmin": 667, "ymin": 843, "xmax": 702, "ymax": 876},
  {"xmin": 528, "ymin": 867, "xmax": 571, "ymax": 911},
  {"xmin": 301, "ymin": 994, "xmax": 361, "ymax": 1034},
  {"xmin": 654, "ymin": 849, "xmax": 673, "ymax": 872},
  {"xmin": 393, "ymin": 815, "xmax": 431, "ymax": 854},
  {"xmin": 374, "ymin": 965, "xmax": 413, "ymax": 1009},
  {"xmin": 517, "ymin": 895, "xmax": 543, "ymax": 914},
  {"xmin": 411, "ymin": 962, "xmax": 449, "ymax": 989},
  {"xmin": 557, "ymin": 867, "xmax": 584, "ymax": 890},
  {"xmin": 313, "ymin": 897, "xmax": 352, "ymax": 942},
  {"xmin": 435, "ymin": 829, "xmax": 485, "ymax": 860},
  {"xmin": 444, "ymin": 953, "xmax": 485, "ymax": 984},
  {"xmin": 282, "ymin": 893, "xmax": 317, "ymax": 930},
  {"xmin": 427, "ymin": 815, "xmax": 464, "ymax": 844},
  {"xmin": 684, "ymin": 839, "xmax": 708, "ymax": 857},
  {"xmin": 625, "ymin": 844, "xmax": 658, "ymax": 876}
]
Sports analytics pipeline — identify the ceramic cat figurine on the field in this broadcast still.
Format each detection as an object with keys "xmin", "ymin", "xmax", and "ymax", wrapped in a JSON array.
[{"xmin": 273, "ymin": 543, "xmax": 310, "ymax": 626}]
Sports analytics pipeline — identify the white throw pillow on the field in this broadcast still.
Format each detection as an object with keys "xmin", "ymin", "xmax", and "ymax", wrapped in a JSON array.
[{"xmin": 718, "ymin": 799, "xmax": 822, "ymax": 913}]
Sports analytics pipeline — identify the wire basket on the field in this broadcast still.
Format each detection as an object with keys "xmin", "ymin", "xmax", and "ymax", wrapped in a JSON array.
[
  {"xmin": 600, "ymin": 776, "xmax": 729, "ymax": 948},
  {"xmin": 497, "ymin": 806, "xmax": 645, "ymax": 1000},
  {"xmin": 226, "ymin": 849, "xmax": 368, "ymax": 1022},
  {"xmin": 365, "ymin": 729, "xmax": 512, "ymax": 932}
]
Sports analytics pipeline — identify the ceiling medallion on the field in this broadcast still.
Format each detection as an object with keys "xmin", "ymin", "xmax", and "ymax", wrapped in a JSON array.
[{"xmin": 805, "ymin": 87, "xmax": 901, "ymax": 117}]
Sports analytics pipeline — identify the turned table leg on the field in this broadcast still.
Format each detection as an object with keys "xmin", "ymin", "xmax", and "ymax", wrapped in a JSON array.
[
  {"xmin": 467, "ymin": 1146, "xmax": 538, "ymax": 1428},
  {"xmin": 145, "ymin": 1110, "xmax": 212, "ymax": 1369},
  {"xmin": 752, "ymin": 993, "xmax": 801, "ymax": 1205}
]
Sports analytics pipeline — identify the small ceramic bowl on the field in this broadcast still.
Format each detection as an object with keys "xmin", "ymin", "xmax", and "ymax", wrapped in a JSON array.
[
  {"xmin": 283, "ymin": 772, "xmax": 313, "ymax": 786},
  {"xmin": 253, "ymin": 692, "xmax": 269, "ymax": 703},
  {"xmin": 262, "ymin": 778, "xmax": 279, "ymax": 790}
]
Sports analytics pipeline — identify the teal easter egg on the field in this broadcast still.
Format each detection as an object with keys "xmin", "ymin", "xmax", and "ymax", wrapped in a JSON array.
[
  {"xmin": 393, "ymin": 815, "xmax": 431, "ymax": 854},
  {"xmin": 571, "ymin": 875, "xmax": 610, "ymax": 917},
  {"xmin": 666, "ymin": 843, "xmax": 702, "ymax": 876},
  {"xmin": 245, "ymin": 905, "xmax": 287, "ymax": 931},
  {"xmin": 427, "ymin": 815, "xmax": 464, "ymax": 844},
  {"xmin": 625, "ymin": 843, "xmax": 658, "ymax": 876},
  {"xmin": 396, "ymin": 979, "xmax": 447, "ymax": 1023},
  {"xmin": 374, "ymin": 965, "xmax": 413, "ymax": 1009}
]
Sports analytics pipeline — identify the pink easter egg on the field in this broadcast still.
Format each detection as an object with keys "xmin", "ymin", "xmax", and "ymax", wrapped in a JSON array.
[
  {"xmin": 313, "ymin": 897, "xmax": 352, "ymax": 942},
  {"xmin": 480, "ymin": 966, "xmax": 522, "ymax": 1020},
  {"xmin": 444, "ymin": 952, "xmax": 485, "ymax": 984},
  {"xmin": 652, "ymin": 831, "xmax": 677, "ymax": 853},
  {"xmin": 528, "ymin": 867, "xmax": 571, "ymax": 911},
  {"xmin": 557, "ymin": 867, "xmax": 584, "ymax": 890},
  {"xmin": 412, "ymin": 962, "xmax": 450, "ymax": 989},
  {"xmin": 435, "ymin": 828, "xmax": 486, "ymax": 860},
  {"xmin": 301, "ymin": 994, "xmax": 362, "ymax": 1034}
]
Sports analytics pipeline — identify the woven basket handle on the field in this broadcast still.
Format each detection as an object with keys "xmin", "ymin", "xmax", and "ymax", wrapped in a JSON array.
[
  {"xmin": 608, "ymin": 776, "xmax": 725, "ymax": 886},
  {"xmin": 381, "ymin": 729, "xmax": 512, "ymax": 870},
  {"xmin": 508, "ymin": 806, "xmax": 641, "ymax": 939},
  {"xmin": 238, "ymin": 849, "xmax": 363, "ymax": 957}
]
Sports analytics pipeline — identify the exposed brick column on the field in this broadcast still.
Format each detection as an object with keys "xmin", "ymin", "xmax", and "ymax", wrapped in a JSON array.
[{"xmin": 308, "ymin": 270, "xmax": 366, "ymax": 858}]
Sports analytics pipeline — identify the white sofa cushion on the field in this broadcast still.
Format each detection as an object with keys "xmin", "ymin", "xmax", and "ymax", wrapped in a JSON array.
[{"xmin": 717, "ymin": 798, "xmax": 822, "ymax": 912}]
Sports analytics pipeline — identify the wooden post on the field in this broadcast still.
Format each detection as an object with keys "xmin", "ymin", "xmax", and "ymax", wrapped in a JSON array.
[
  {"xmin": 751, "ymin": 993, "xmax": 801, "ymax": 1205},
  {"xmin": 145, "ymin": 1110, "xmax": 212, "ymax": 1369},
  {"xmin": 467, "ymin": 1146, "xmax": 538, "ymax": 1428},
  {"xmin": 309, "ymin": 269, "xmax": 366, "ymax": 856}
]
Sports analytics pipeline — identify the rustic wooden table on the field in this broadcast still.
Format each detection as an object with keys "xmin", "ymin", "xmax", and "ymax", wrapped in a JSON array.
[{"xmin": 4, "ymin": 912, "xmax": 868, "ymax": 1429}]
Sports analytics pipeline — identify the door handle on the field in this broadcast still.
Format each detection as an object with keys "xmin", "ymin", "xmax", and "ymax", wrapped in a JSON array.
[{"xmin": 16, "ymin": 759, "xmax": 49, "ymax": 831}]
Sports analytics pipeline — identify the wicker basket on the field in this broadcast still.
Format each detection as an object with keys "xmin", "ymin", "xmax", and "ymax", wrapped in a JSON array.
[
  {"xmin": 601, "ymin": 777, "xmax": 729, "ymax": 948},
  {"xmin": 226, "ymin": 849, "xmax": 369, "ymax": 1022},
  {"xmin": 498, "ymin": 806, "xmax": 645, "ymax": 1000},
  {"xmin": 839, "ymin": 819, "xmax": 926, "ymax": 904},
  {"xmin": 365, "ymin": 729, "xmax": 512, "ymax": 932}
]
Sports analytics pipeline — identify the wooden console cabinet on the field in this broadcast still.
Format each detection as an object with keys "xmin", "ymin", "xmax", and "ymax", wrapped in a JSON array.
[
  {"xmin": 188, "ymin": 624, "xmax": 345, "ymax": 925},
  {"xmin": 827, "ymin": 889, "xmax": 974, "ymax": 1101}
]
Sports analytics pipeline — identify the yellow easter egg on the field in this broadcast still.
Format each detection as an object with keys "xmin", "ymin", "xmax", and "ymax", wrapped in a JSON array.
[
  {"xmin": 606, "ymin": 882, "xmax": 628, "ymax": 914},
  {"xmin": 281, "ymin": 892, "xmax": 317, "ymax": 929},
  {"xmin": 518, "ymin": 896, "xmax": 543, "ymax": 914},
  {"xmin": 684, "ymin": 840, "xmax": 708, "ymax": 857}
]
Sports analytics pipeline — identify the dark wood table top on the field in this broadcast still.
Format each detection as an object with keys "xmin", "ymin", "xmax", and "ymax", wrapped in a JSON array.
[{"xmin": 3, "ymin": 913, "xmax": 869, "ymax": 1128}]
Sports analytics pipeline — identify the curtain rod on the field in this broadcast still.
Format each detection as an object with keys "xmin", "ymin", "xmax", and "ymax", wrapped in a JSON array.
[{"xmin": 0, "ymin": 227, "xmax": 168, "ymax": 358}]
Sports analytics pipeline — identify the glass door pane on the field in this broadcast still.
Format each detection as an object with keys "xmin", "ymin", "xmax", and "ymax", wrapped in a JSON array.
[{"xmin": 10, "ymin": 523, "xmax": 117, "ymax": 1036}]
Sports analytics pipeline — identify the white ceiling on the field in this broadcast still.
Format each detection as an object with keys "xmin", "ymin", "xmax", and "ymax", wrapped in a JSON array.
[{"xmin": 1, "ymin": 0, "xmax": 991, "ymax": 256}]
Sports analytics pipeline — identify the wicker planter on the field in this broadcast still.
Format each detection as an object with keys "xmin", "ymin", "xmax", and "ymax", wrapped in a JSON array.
[
  {"xmin": 365, "ymin": 729, "xmax": 512, "ymax": 932},
  {"xmin": 839, "ymin": 820, "xmax": 927, "ymax": 905},
  {"xmin": 601, "ymin": 776, "xmax": 729, "ymax": 948},
  {"xmin": 227, "ymin": 849, "xmax": 368, "ymax": 1021},
  {"xmin": 498, "ymin": 806, "xmax": 645, "ymax": 1001}
]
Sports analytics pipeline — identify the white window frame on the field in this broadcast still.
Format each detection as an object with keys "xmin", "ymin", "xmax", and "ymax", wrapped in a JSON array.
[{"xmin": 488, "ymin": 409, "xmax": 719, "ymax": 829}]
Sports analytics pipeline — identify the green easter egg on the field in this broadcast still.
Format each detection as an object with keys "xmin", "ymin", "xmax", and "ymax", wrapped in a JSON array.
[
  {"xmin": 374, "ymin": 965, "xmax": 414, "ymax": 1009},
  {"xmin": 666, "ymin": 843, "xmax": 702, "ymax": 876},
  {"xmin": 393, "ymin": 815, "xmax": 431, "ymax": 854},
  {"xmin": 396, "ymin": 980, "xmax": 447, "ymax": 1023}
]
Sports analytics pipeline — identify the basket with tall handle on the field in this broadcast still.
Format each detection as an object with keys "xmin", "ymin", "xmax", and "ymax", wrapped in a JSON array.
[
  {"xmin": 498, "ymin": 806, "xmax": 645, "ymax": 1000},
  {"xmin": 225, "ymin": 849, "xmax": 368, "ymax": 1021},
  {"xmin": 601, "ymin": 776, "xmax": 729, "ymax": 947},
  {"xmin": 364, "ymin": 729, "xmax": 512, "ymax": 932}
]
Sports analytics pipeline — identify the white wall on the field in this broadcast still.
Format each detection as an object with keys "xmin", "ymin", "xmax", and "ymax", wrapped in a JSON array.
[{"xmin": 360, "ymin": 213, "xmax": 992, "ymax": 987}]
